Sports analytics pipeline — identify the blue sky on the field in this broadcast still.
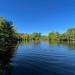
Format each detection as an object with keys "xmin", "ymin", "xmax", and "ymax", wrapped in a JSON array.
[{"xmin": 0, "ymin": 0, "xmax": 75, "ymax": 35}]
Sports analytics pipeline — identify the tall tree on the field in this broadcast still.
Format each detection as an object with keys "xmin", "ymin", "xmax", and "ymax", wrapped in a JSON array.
[
  {"xmin": 31, "ymin": 32, "xmax": 41, "ymax": 40},
  {"xmin": 66, "ymin": 28, "xmax": 75, "ymax": 41},
  {"xmin": 48, "ymin": 32, "xmax": 59, "ymax": 40},
  {"xmin": 0, "ymin": 17, "xmax": 17, "ymax": 44}
]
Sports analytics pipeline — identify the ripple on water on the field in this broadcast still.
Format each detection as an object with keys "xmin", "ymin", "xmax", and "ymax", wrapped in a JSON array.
[{"xmin": 11, "ymin": 41, "xmax": 75, "ymax": 75}]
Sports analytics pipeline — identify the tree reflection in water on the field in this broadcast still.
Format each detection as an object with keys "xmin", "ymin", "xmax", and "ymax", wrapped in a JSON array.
[
  {"xmin": 0, "ymin": 42, "xmax": 18, "ymax": 75},
  {"xmin": 48, "ymin": 40, "xmax": 75, "ymax": 50},
  {"xmin": 61, "ymin": 41, "xmax": 75, "ymax": 50}
]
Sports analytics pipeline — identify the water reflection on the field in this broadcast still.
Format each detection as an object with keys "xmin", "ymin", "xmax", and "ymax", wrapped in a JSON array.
[
  {"xmin": 11, "ymin": 40, "xmax": 75, "ymax": 75},
  {"xmin": 20, "ymin": 40, "xmax": 75, "ymax": 50},
  {"xmin": 20, "ymin": 40, "xmax": 32, "ymax": 44},
  {"xmin": 0, "ymin": 40, "xmax": 74, "ymax": 75},
  {"xmin": 32, "ymin": 40, "xmax": 40, "ymax": 45},
  {"xmin": 0, "ymin": 42, "xmax": 18, "ymax": 75},
  {"xmin": 60, "ymin": 41, "xmax": 75, "ymax": 50},
  {"xmin": 21, "ymin": 40, "xmax": 41, "ymax": 45},
  {"xmin": 48, "ymin": 40, "xmax": 60, "ymax": 45},
  {"xmin": 48, "ymin": 40, "xmax": 75, "ymax": 50}
]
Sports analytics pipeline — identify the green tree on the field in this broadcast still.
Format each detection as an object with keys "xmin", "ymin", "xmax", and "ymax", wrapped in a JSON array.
[
  {"xmin": 48, "ymin": 32, "xmax": 59, "ymax": 40},
  {"xmin": 22, "ymin": 33, "xmax": 31, "ymax": 40},
  {"xmin": 59, "ymin": 33, "xmax": 67, "ymax": 41},
  {"xmin": 0, "ymin": 17, "xmax": 17, "ymax": 44},
  {"xmin": 31, "ymin": 32, "xmax": 41, "ymax": 40},
  {"xmin": 66, "ymin": 28, "xmax": 75, "ymax": 41}
]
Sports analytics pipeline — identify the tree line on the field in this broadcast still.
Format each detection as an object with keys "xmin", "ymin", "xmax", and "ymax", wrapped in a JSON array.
[
  {"xmin": 18, "ymin": 29, "xmax": 75, "ymax": 42},
  {"xmin": 0, "ymin": 17, "xmax": 75, "ymax": 43}
]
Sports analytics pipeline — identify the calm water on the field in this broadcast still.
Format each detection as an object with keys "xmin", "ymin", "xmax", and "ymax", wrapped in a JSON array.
[{"xmin": 0, "ymin": 41, "xmax": 75, "ymax": 75}]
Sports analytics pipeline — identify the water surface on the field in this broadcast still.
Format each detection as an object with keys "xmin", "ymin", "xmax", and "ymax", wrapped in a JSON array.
[{"xmin": 0, "ymin": 41, "xmax": 75, "ymax": 75}]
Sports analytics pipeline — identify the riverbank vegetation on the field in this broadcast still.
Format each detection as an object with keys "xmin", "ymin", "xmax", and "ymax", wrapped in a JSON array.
[
  {"xmin": 0, "ymin": 17, "xmax": 75, "ymax": 43},
  {"xmin": 18, "ymin": 28, "xmax": 75, "ymax": 42},
  {"xmin": 0, "ymin": 17, "xmax": 17, "ymax": 45}
]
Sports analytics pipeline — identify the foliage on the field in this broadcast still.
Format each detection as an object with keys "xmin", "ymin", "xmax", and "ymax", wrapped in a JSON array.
[
  {"xmin": 31, "ymin": 32, "xmax": 41, "ymax": 40},
  {"xmin": 18, "ymin": 28, "xmax": 75, "ymax": 42},
  {"xmin": 48, "ymin": 32, "xmax": 60, "ymax": 40},
  {"xmin": 0, "ymin": 17, "xmax": 17, "ymax": 44},
  {"xmin": 66, "ymin": 28, "xmax": 75, "ymax": 41}
]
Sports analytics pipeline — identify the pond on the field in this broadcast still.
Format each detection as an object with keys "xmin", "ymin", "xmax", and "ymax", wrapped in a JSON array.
[{"xmin": 0, "ymin": 41, "xmax": 75, "ymax": 75}]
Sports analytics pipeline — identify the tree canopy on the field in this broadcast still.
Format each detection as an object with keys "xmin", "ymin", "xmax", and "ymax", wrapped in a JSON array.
[{"xmin": 0, "ymin": 17, "xmax": 17, "ymax": 44}]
